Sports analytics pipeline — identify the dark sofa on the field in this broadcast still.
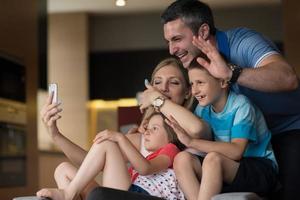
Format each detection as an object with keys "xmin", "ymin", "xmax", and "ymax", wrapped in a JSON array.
[{"xmin": 86, "ymin": 187, "xmax": 263, "ymax": 200}]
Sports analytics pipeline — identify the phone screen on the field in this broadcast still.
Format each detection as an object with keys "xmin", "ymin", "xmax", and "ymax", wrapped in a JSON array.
[{"xmin": 48, "ymin": 83, "xmax": 58, "ymax": 104}]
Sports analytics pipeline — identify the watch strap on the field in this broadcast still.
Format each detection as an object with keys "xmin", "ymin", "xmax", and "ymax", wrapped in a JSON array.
[
  {"xmin": 152, "ymin": 96, "xmax": 165, "ymax": 112},
  {"xmin": 228, "ymin": 63, "xmax": 243, "ymax": 84}
]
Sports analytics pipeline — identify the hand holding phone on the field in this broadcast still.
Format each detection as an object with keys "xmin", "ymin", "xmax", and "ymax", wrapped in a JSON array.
[{"xmin": 48, "ymin": 83, "xmax": 58, "ymax": 104}]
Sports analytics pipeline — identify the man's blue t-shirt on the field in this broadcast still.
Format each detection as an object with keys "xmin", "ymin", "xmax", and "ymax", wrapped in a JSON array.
[
  {"xmin": 216, "ymin": 28, "xmax": 300, "ymax": 134},
  {"xmin": 194, "ymin": 91, "xmax": 278, "ymax": 169}
]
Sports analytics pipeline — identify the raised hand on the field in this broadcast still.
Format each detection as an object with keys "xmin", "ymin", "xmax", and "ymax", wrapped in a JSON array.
[
  {"xmin": 139, "ymin": 80, "xmax": 164, "ymax": 113},
  {"xmin": 93, "ymin": 129, "xmax": 123, "ymax": 144},
  {"xmin": 165, "ymin": 115, "xmax": 192, "ymax": 147},
  {"xmin": 40, "ymin": 92, "xmax": 63, "ymax": 139},
  {"xmin": 192, "ymin": 35, "xmax": 232, "ymax": 81}
]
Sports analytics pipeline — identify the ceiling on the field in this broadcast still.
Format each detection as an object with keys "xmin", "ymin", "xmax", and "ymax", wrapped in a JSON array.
[{"xmin": 48, "ymin": 0, "xmax": 280, "ymax": 14}]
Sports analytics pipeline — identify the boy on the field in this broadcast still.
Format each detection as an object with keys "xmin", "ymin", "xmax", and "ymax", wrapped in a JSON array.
[{"xmin": 166, "ymin": 58, "xmax": 279, "ymax": 200}]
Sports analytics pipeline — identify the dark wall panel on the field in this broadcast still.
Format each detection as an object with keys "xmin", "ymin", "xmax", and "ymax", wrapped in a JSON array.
[{"xmin": 89, "ymin": 49, "xmax": 170, "ymax": 100}]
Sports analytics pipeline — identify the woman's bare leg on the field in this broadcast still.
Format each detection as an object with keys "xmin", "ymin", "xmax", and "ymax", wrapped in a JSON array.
[
  {"xmin": 198, "ymin": 152, "xmax": 239, "ymax": 200},
  {"xmin": 37, "ymin": 141, "xmax": 131, "ymax": 200},
  {"xmin": 54, "ymin": 162, "xmax": 76, "ymax": 189},
  {"xmin": 54, "ymin": 162, "xmax": 99, "ymax": 200},
  {"xmin": 174, "ymin": 151, "xmax": 202, "ymax": 200}
]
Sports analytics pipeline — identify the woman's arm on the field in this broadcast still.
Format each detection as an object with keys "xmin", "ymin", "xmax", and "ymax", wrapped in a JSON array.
[
  {"xmin": 51, "ymin": 132, "xmax": 87, "ymax": 166},
  {"xmin": 41, "ymin": 94, "xmax": 87, "ymax": 166},
  {"xmin": 160, "ymin": 99, "xmax": 211, "ymax": 140},
  {"xmin": 140, "ymin": 85, "xmax": 211, "ymax": 140}
]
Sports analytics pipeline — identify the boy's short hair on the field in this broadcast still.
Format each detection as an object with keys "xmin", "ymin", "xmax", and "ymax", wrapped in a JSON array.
[
  {"xmin": 187, "ymin": 56, "xmax": 208, "ymax": 72},
  {"xmin": 188, "ymin": 57, "xmax": 230, "ymax": 90}
]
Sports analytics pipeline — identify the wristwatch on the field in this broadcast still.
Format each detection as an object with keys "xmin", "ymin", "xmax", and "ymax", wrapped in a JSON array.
[
  {"xmin": 152, "ymin": 96, "xmax": 165, "ymax": 112},
  {"xmin": 227, "ymin": 63, "xmax": 243, "ymax": 84}
]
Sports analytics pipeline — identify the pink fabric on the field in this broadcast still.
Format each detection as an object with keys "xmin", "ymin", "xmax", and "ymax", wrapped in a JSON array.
[{"xmin": 129, "ymin": 143, "xmax": 180, "ymax": 182}]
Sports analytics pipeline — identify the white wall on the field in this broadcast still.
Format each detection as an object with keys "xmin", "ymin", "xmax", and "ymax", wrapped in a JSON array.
[
  {"xmin": 45, "ymin": 13, "xmax": 89, "ymax": 150},
  {"xmin": 214, "ymin": 5, "xmax": 283, "ymax": 42},
  {"xmin": 90, "ymin": 5, "xmax": 282, "ymax": 52},
  {"xmin": 90, "ymin": 13, "xmax": 165, "ymax": 51}
]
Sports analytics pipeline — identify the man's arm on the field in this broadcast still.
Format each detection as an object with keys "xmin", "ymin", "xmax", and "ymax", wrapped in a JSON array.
[
  {"xmin": 238, "ymin": 53, "xmax": 298, "ymax": 92},
  {"xmin": 193, "ymin": 36, "xmax": 299, "ymax": 92}
]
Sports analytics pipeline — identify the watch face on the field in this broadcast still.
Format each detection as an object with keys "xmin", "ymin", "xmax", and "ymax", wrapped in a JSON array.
[
  {"xmin": 153, "ymin": 97, "xmax": 164, "ymax": 108},
  {"xmin": 154, "ymin": 98, "xmax": 163, "ymax": 107}
]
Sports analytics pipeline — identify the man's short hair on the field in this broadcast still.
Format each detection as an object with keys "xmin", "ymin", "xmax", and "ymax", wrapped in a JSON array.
[{"xmin": 161, "ymin": 0, "xmax": 216, "ymax": 35}]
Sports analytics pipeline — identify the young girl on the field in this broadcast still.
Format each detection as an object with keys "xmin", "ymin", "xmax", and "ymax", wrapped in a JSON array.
[{"xmin": 37, "ymin": 112, "xmax": 185, "ymax": 200}]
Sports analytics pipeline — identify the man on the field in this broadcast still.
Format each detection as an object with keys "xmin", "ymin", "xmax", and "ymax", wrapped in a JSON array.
[{"xmin": 161, "ymin": 0, "xmax": 300, "ymax": 199}]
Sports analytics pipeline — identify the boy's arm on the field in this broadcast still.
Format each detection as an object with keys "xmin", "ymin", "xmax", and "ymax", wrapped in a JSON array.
[
  {"xmin": 167, "ymin": 116, "xmax": 247, "ymax": 160},
  {"xmin": 188, "ymin": 138, "xmax": 248, "ymax": 161}
]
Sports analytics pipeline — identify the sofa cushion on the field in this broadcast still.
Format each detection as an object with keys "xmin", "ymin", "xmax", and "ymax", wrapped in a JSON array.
[{"xmin": 212, "ymin": 192, "xmax": 263, "ymax": 200}]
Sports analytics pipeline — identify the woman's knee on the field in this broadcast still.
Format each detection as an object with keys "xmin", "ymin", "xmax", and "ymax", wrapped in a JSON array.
[{"xmin": 54, "ymin": 161, "xmax": 74, "ymax": 180}]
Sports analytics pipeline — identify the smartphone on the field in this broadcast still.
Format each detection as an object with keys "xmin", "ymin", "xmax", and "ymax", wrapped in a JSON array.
[
  {"xmin": 48, "ymin": 83, "xmax": 58, "ymax": 104},
  {"xmin": 144, "ymin": 79, "xmax": 150, "ymax": 86}
]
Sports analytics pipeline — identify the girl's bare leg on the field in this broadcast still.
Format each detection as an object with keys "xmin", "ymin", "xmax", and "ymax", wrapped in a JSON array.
[
  {"xmin": 37, "ymin": 141, "xmax": 131, "ymax": 200},
  {"xmin": 198, "ymin": 152, "xmax": 239, "ymax": 200},
  {"xmin": 174, "ymin": 151, "xmax": 202, "ymax": 200}
]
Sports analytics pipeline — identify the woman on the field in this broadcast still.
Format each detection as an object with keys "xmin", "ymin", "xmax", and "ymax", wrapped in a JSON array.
[{"xmin": 40, "ymin": 57, "xmax": 210, "ymax": 199}]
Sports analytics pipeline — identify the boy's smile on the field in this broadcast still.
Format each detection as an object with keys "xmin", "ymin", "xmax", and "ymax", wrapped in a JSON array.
[{"xmin": 195, "ymin": 94, "xmax": 206, "ymax": 102}]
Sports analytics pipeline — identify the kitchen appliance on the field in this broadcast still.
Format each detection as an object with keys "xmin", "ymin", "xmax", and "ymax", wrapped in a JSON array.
[{"xmin": 0, "ymin": 98, "xmax": 26, "ymax": 187}]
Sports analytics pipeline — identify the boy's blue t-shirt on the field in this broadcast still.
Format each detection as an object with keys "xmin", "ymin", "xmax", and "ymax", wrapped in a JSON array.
[{"xmin": 194, "ymin": 91, "xmax": 278, "ymax": 169}]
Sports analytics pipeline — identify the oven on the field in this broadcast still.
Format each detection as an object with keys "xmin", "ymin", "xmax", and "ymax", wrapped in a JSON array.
[{"xmin": 0, "ymin": 98, "xmax": 26, "ymax": 187}]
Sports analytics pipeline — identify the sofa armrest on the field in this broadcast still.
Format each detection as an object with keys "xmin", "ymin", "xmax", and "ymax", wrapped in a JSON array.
[{"xmin": 13, "ymin": 197, "xmax": 51, "ymax": 200}]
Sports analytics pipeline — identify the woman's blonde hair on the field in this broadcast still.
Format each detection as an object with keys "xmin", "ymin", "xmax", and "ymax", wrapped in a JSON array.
[
  {"xmin": 138, "ymin": 58, "xmax": 195, "ymax": 142},
  {"xmin": 150, "ymin": 57, "xmax": 195, "ymax": 110}
]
